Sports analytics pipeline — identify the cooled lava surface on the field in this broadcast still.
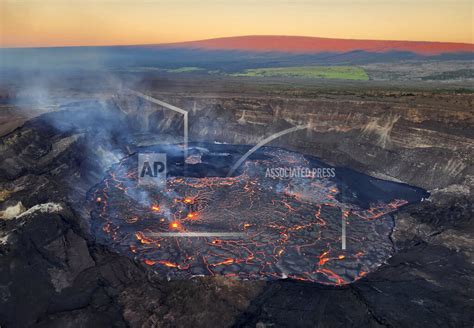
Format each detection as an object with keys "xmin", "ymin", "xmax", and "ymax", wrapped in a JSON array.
[{"xmin": 90, "ymin": 143, "xmax": 426, "ymax": 285}]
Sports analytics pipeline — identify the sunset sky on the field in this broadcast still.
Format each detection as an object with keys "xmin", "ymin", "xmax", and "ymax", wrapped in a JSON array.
[{"xmin": 1, "ymin": 0, "xmax": 473, "ymax": 48}]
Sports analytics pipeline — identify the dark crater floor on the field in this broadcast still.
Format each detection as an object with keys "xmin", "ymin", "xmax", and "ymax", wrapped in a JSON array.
[{"xmin": 90, "ymin": 143, "xmax": 427, "ymax": 284}]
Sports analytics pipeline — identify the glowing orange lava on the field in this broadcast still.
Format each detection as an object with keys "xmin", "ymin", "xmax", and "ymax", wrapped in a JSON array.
[
  {"xmin": 158, "ymin": 260, "xmax": 179, "ymax": 268},
  {"xmin": 135, "ymin": 231, "xmax": 154, "ymax": 244},
  {"xmin": 91, "ymin": 144, "xmax": 424, "ymax": 284},
  {"xmin": 144, "ymin": 259, "xmax": 156, "ymax": 266},
  {"xmin": 170, "ymin": 221, "xmax": 182, "ymax": 230},
  {"xmin": 212, "ymin": 258, "xmax": 235, "ymax": 266}
]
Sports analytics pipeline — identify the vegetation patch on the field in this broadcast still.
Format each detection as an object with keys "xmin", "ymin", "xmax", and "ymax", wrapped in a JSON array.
[{"xmin": 230, "ymin": 66, "xmax": 369, "ymax": 80}]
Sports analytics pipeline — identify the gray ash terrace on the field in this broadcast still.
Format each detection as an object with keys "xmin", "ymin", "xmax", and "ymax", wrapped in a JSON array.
[{"xmin": 90, "ymin": 143, "xmax": 427, "ymax": 284}]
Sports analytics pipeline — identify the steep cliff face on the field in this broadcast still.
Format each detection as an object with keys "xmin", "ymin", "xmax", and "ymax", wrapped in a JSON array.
[{"xmin": 124, "ymin": 92, "xmax": 473, "ymax": 192}]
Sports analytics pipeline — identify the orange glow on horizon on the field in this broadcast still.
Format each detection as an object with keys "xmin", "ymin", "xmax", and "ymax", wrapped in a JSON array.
[{"xmin": 1, "ymin": 0, "xmax": 472, "ymax": 48}]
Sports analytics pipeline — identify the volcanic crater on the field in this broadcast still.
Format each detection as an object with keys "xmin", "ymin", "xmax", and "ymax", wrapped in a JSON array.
[
  {"xmin": 0, "ymin": 88, "xmax": 470, "ymax": 327},
  {"xmin": 90, "ymin": 143, "xmax": 426, "ymax": 284}
]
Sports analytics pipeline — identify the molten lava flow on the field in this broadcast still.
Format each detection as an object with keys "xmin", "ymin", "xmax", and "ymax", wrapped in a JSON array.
[
  {"xmin": 157, "ymin": 260, "xmax": 179, "ymax": 268},
  {"xmin": 90, "ymin": 145, "xmax": 419, "ymax": 285},
  {"xmin": 135, "ymin": 231, "xmax": 155, "ymax": 245},
  {"xmin": 211, "ymin": 258, "xmax": 235, "ymax": 266},
  {"xmin": 186, "ymin": 212, "xmax": 198, "ymax": 220},
  {"xmin": 170, "ymin": 221, "xmax": 182, "ymax": 230},
  {"xmin": 144, "ymin": 259, "xmax": 156, "ymax": 266}
]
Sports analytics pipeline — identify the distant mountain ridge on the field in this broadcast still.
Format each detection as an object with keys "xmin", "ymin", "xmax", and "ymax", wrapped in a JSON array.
[
  {"xmin": 156, "ymin": 35, "xmax": 474, "ymax": 56},
  {"xmin": 1, "ymin": 35, "xmax": 473, "ymax": 73}
]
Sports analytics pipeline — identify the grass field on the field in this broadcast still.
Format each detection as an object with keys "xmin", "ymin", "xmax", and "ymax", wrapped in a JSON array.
[{"xmin": 230, "ymin": 66, "xmax": 369, "ymax": 80}]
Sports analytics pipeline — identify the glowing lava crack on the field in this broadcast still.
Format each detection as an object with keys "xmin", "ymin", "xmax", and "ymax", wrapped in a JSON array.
[{"xmin": 90, "ymin": 144, "xmax": 426, "ymax": 285}]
